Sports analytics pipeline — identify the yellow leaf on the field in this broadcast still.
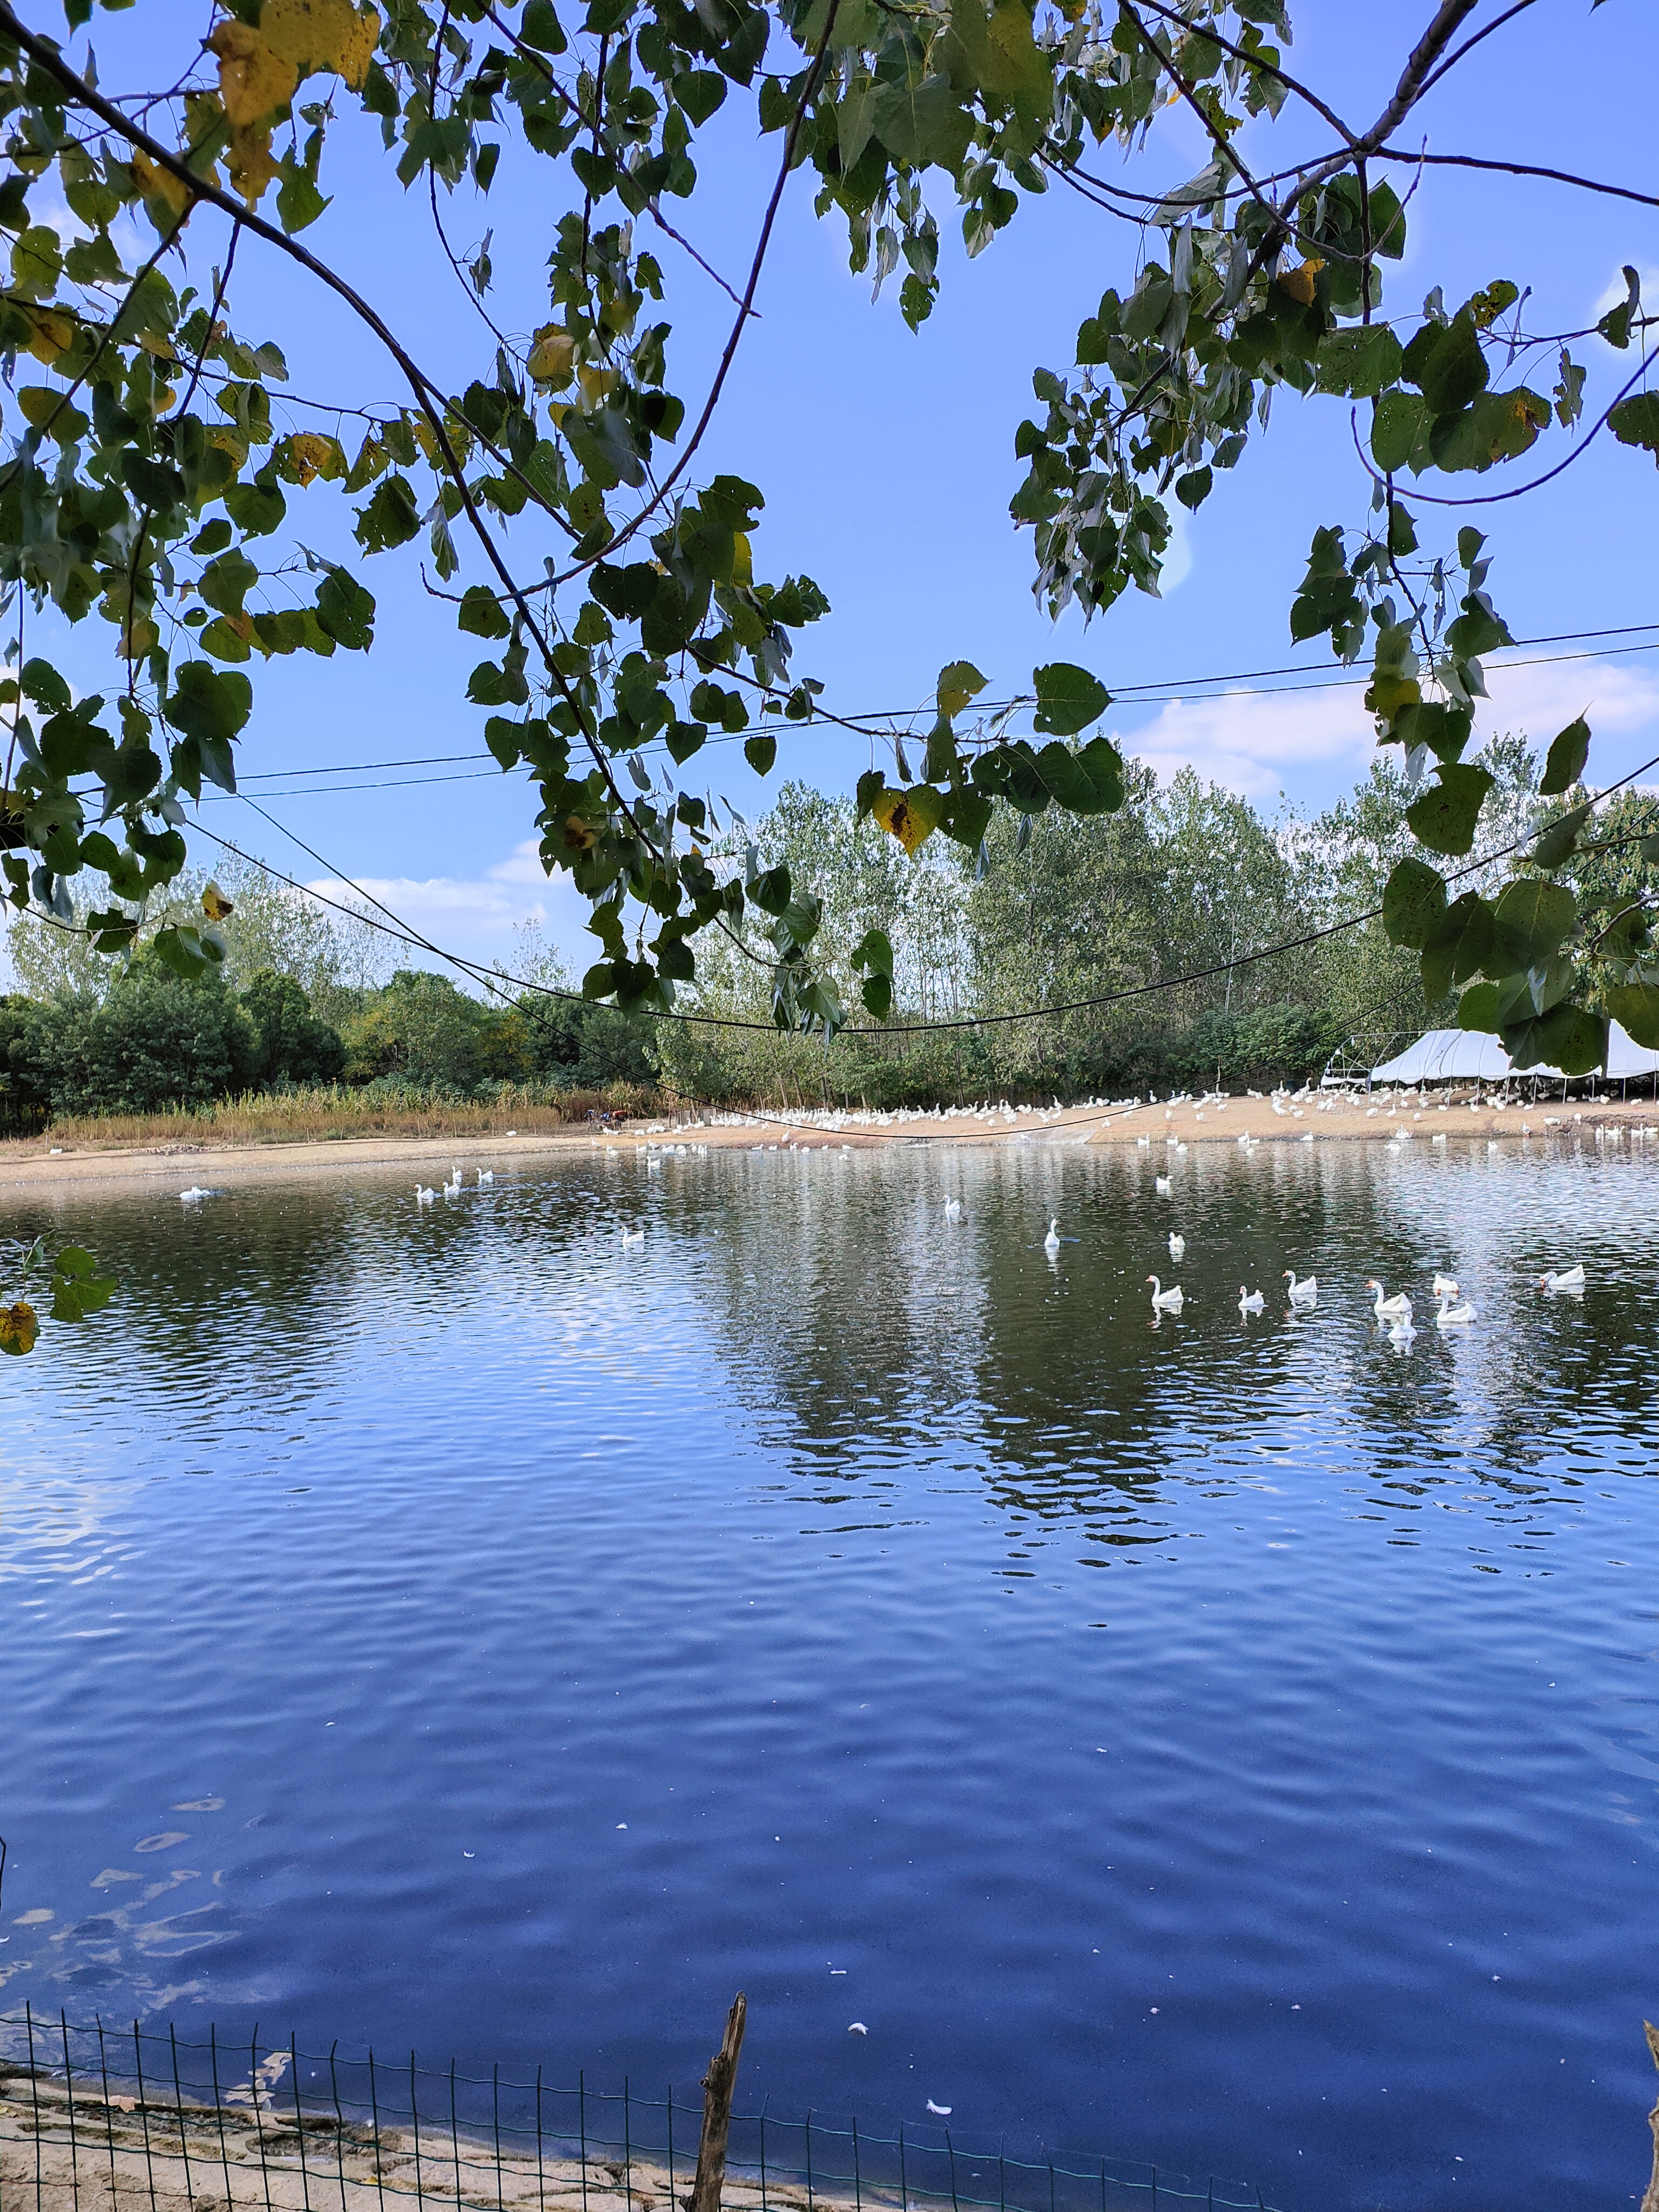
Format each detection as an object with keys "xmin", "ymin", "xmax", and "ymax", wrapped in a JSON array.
[
  {"xmin": 22, "ymin": 304, "xmax": 75, "ymax": 365},
  {"xmin": 137, "ymin": 332, "xmax": 178, "ymax": 362},
  {"xmin": 258, "ymin": 0, "xmax": 381, "ymax": 88},
  {"xmin": 1274, "ymin": 256, "xmax": 1324, "ymax": 307},
  {"xmin": 731, "ymin": 530, "xmax": 753, "ymax": 588},
  {"xmin": 0, "ymin": 1300, "xmax": 39, "ymax": 1356},
  {"xmin": 528, "ymin": 326, "xmax": 576, "ymax": 385},
  {"xmin": 225, "ymin": 120, "xmax": 281, "ymax": 207},
  {"xmin": 207, "ymin": 426, "xmax": 249, "ymax": 467},
  {"xmin": 871, "ymin": 783, "xmax": 945, "ymax": 855},
  {"xmin": 286, "ymin": 430, "xmax": 336, "ymax": 484},
  {"xmin": 1366, "ymin": 672, "xmax": 1422, "ymax": 723},
  {"xmin": 577, "ymin": 363, "xmax": 621, "ymax": 409},
  {"xmin": 201, "ymin": 881, "xmax": 236, "ymax": 921},
  {"xmin": 208, "ymin": 20, "xmax": 299, "ymax": 127},
  {"xmin": 132, "ymin": 150, "xmax": 195, "ymax": 218},
  {"xmin": 562, "ymin": 814, "xmax": 598, "ymax": 854}
]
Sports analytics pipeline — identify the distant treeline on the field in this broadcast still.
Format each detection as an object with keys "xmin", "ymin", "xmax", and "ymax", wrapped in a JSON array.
[{"xmin": 4, "ymin": 740, "xmax": 1651, "ymax": 1123}]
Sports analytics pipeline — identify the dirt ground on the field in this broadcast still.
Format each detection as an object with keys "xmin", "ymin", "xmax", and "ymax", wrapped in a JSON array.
[
  {"xmin": 0, "ymin": 1083, "xmax": 1654, "ymax": 1195},
  {"xmin": 0, "ymin": 2068, "xmax": 846, "ymax": 2212}
]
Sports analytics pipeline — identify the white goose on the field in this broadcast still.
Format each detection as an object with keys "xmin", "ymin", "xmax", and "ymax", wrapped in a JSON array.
[
  {"xmin": 415, "ymin": 1184, "xmax": 435, "ymax": 1205},
  {"xmin": 1043, "ymin": 1217, "xmax": 1061, "ymax": 1257},
  {"xmin": 1366, "ymin": 1279, "xmax": 1413, "ymax": 1323},
  {"xmin": 1147, "ymin": 1274, "xmax": 1184, "ymax": 1313},
  {"xmin": 1435, "ymin": 1288, "xmax": 1478, "ymax": 1326},
  {"xmin": 477, "ymin": 1169, "xmax": 494, "ymax": 1186},
  {"xmin": 1284, "ymin": 1269, "xmax": 1318, "ymax": 1309},
  {"xmin": 621, "ymin": 1224, "xmax": 645, "ymax": 1248},
  {"xmin": 1386, "ymin": 1315, "xmax": 1417, "ymax": 1350},
  {"xmin": 944, "ymin": 1197, "xmax": 962, "ymax": 1223},
  {"xmin": 1431, "ymin": 1271, "xmax": 1459, "ymax": 1301},
  {"xmin": 1538, "ymin": 1264, "xmax": 1585, "ymax": 1292},
  {"xmin": 1238, "ymin": 1285, "xmax": 1265, "ymax": 1313},
  {"xmin": 1154, "ymin": 1174, "xmax": 1173, "ymax": 1196},
  {"xmin": 1168, "ymin": 1232, "xmax": 1186, "ymax": 1262}
]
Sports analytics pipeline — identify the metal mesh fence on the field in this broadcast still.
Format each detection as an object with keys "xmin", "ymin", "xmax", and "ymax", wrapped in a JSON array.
[{"xmin": 0, "ymin": 2009, "xmax": 1279, "ymax": 2212}]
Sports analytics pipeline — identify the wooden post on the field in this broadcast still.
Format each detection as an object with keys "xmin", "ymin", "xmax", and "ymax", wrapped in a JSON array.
[
  {"xmin": 1642, "ymin": 2021, "xmax": 1659, "ymax": 2212},
  {"xmin": 689, "ymin": 1995, "xmax": 747, "ymax": 2212}
]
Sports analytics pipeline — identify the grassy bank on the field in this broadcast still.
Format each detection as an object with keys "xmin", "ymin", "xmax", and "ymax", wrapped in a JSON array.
[{"xmin": 4, "ymin": 1081, "xmax": 666, "ymax": 1155}]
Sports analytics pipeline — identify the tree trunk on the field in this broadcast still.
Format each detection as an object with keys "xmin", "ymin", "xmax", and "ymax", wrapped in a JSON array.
[
  {"xmin": 1643, "ymin": 2021, "xmax": 1659, "ymax": 2212},
  {"xmin": 689, "ymin": 1993, "xmax": 747, "ymax": 2212}
]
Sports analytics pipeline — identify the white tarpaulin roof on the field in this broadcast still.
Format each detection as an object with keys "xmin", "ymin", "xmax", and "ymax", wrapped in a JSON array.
[{"xmin": 1371, "ymin": 1022, "xmax": 1659, "ymax": 1085}]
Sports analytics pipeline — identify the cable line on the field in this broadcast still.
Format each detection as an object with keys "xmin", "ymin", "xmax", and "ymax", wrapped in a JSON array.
[{"xmin": 174, "ymin": 748, "xmax": 1659, "ymax": 1043}]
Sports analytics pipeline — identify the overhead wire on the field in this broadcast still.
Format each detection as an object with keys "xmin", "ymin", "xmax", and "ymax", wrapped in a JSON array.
[
  {"xmin": 172, "ymin": 746, "xmax": 1659, "ymax": 1044},
  {"xmin": 209, "ymin": 621, "xmax": 1659, "ymax": 799}
]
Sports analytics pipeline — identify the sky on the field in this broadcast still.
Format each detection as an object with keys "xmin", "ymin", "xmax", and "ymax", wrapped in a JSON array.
[{"xmin": 17, "ymin": 0, "xmax": 1659, "ymax": 981}]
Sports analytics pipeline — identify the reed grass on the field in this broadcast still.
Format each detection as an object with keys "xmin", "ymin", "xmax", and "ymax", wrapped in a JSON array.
[{"xmin": 0, "ymin": 1081, "xmax": 667, "ymax": 1156}]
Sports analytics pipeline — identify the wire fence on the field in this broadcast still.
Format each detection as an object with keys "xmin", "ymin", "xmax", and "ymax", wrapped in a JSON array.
[{"xmin": 0, "ymin": 2009, "xmax": 1280, "ymax": 2212}]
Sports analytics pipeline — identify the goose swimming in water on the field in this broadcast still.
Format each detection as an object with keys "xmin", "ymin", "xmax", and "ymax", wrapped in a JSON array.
[
  {"xmin": 1432, "ymin": 1272, "xmax": 1459, "ymax": 1301},
  {"xmin": 1154, "ymin": 1174, "xmax": 1172, "ymax": 1196},
  {"xmin": 1043, "ymin": 1218, "xmax": 1061, "ymax": 1257},
  {"xmin": 1168, "ymin": 1232, "xmax": 1185, "ymax": 1262},
  {"xmin": 1537, "ymin": 1264, "xmax": 1585, "ymax": 1292},
  {"xmin": 1366, "ymin": 1279, "xmax": 1413, "ymax": 1323},
  {"xmin": 621, "ymin": 1225, "xmax": 645, "ymax": 1248},
  {"xmin": 1146, "ymin": 1274, "xmax": 1184, "ymax": 1313},
  {"xmin": 944, "ymin": 1197, "xmax": 962, "ymax": 1222},
  {"xmin": 1238, "ymin": 1286, "xmax": 1265, "ymax": 1313},
  {"xmin": 415, "ymin": 1185, "xmax": 435, "ymax": 1204},
  {"xmin": 1284, "ymin": 1269, "xmax": 1318, "ymax": 1309},
  {"xmin": 1435, "ymin": 1289, "xmax": 1477, "ymax": 1326}
]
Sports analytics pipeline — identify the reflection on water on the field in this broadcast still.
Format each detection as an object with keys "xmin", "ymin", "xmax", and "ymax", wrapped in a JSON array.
[{"xmin": 2, "ymin": 1136, "xmax": 1657, "ymax": 2212}]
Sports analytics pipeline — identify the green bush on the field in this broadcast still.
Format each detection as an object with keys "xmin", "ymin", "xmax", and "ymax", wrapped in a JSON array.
[
  {"xmin": 240, "ymin": 968, "xmax": 346, "ymax": 1086},
  {"xmin": 11, "ymin": 967, "xmax": 261, "ymax": 1116}
]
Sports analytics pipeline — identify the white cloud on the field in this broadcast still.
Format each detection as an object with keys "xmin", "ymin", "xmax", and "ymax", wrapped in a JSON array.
[
  {"xmin": 308, "ymin": 839, "xmax": 594, "ymax": 974},
  {"xmin": 1112, "ymin": 651, "xmax": 1659, "ymax": 798}
]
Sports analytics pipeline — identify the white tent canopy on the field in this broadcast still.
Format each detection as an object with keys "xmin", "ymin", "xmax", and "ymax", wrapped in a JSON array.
[{"xmin": 1370, "ymin": 1022, "xmax": 1659, "ymax": 1086}]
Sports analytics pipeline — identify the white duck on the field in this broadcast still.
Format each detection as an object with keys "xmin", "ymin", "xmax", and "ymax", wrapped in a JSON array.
[
  {"xmin": 1238, "ymin": 1285, "xmax": 1265, "ymax": 1313},
  {"xmin": 1435, "ymin": 1288, "xmax": 1478, "ymax": 1326},
  {"xmin": 1366, "ymin": 1279, "xmax": 1413, "ymax": 1323},
  {"xmin": 1431, "ymin": 1271, "xmax": 1459, "ymax": 1301},
  {"xmin": 944, "ymin": 1197, "xmax": 962, "ymax": 1222},
  {"xmin": 1284, "ymin": 1269, "xmax": 1318, "ymax": 1309},
  {"xmin": 1043, "ymin": 1217, "xmax": 1061, "ymax": 1257},
  {"xmin": 1168, "ymin": 1232, "xmax": 1186, "ymax": 1262},
  {"xmin": 1154, "ymin": 1174, "xmax": 1173, "ymax": 1196},
  {"xmin": 1147, "ymin": 1274, "xmax": 1184, "ymax": 1313},
  {"xmin": 1538, "ymin": 1264, "xmax": 1585, "ymax": 1292}
]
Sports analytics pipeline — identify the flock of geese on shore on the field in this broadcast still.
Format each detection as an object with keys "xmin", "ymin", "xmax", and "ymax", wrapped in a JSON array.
[{"xmin": 1033, "ymin": 1212, "xmax": 1582, "ymax": 1338}]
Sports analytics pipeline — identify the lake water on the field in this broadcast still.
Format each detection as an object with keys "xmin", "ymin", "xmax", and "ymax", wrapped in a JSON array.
[{"xmin": 2, "ymin": 1131, "xmax": 1656, "ymax": 2212}]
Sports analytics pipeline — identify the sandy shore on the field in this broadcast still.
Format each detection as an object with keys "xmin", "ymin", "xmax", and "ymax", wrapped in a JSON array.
[{"xmin": 0, "ymin": 1087, "xmax": 1655, "ymax": 1192}]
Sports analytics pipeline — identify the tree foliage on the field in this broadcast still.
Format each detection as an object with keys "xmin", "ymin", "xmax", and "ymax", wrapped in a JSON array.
[{"xmin": 0, "ymin": 0, "xmax": 1655, "ymax": 1345}]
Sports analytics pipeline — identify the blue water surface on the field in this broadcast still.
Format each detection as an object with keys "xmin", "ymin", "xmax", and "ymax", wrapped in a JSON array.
[{"xmin": 2, "ymin": 1131, "xmax": 1656, "ymax": 2212}]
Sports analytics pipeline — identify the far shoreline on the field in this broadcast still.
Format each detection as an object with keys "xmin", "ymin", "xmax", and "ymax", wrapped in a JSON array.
[{"xmin": 1, "ymin": 1086, "xmax": 1655, "ymax": 1193}]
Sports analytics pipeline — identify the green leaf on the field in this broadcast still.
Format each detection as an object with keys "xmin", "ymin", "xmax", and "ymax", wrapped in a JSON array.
[
  {"xmin": 1370, "ymin": 389, "xmax": 1426, "ymax": 473},
  {"xmin": 1491, "ymin": 877, "xmax": 1577, "ymax": 970},
  {"xmin": 1530, "ymin": 801, "xmax": 1592, "ymax": 870},
  {"xmin": 871, "ymin": 74, "xmax": 973, "ymax": 168},
  {"xmin": 936, "ymin": 659, "xmax": 987, "ymax": 718},
  {"xmin": 315, "ymin": 568, "xmax": 375, "ymax": 651},
  {"xmin": 1404, "ymin": 763, "xmax": 1494, "ymax": 856},
  {"xmin": 942, "ymin": 787, "xmax": 993, "ymax": 849},
  {"xmin": 1608, "ymin": 392, "xmax": 1659, "ymax": 463},
  {"xmin": 276, "ymin": 161, "xmax": 331, "ymax": 235},
  {"xmin": 1031, "ymin": 660, "xmax": 1109, "ymax": 736},
  {"xmin": 1391, "ymin": 700, "xmax": 1471, "ymax": 763},
  {"xmin": 354, "ymin": 474, "xmax": 422, "ymax": 554},
  {"xmin": 1428, "ymin": 387, "xmax": 1550, "ymax": 474},
  {"xmin": 1313, "ymin": 324, "xmax": 1402, "ymax": 399},
  {"xmin": 1381, "ymin": 856, "xmax": 1447, "ymax": 948},
  {"xmin": 1401, "ymin": 309, "xmax": 1489, "ymax": 416},
  {"xmin": 165, "ymin": 661, "xmax": 251, "ymax": 789},
  {"xmin": 50, "ymin": 1245, "xmax": 116, "ymax": 1322},
  {"xmin": 1606, "ymin": 980, "xmax": 1659, "ymax": 1049},
  {"xmin": 458, "ymin": 584, "xmax": 512, "ymax": 638},
  {"xmin": 225, "ymin": 479, "xmax": 286, "ymax": 536},
  {"xmin": 855, "ymin": 767, "xmax": 886, "ymax": 818},
  {"xmin": 744, "ymin": 733, "xmax": 777, "ymax": 775},
  {"xmin": 1502, "ymin": 1002, "xmax": 1606, "ymax": 1075},
  {"xmin": 1420, "ymin": 892, "xmax": 1496, "ymax": 1003},
  {"xmin": 1539, "ymin": 714, "xmax": 1590, "ymax": 795}
]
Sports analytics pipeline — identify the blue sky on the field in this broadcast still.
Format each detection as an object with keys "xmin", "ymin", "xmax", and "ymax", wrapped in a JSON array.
[{"xmin": 22, "ymin": 0, "xmax": 1659, "ymax": 976}]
